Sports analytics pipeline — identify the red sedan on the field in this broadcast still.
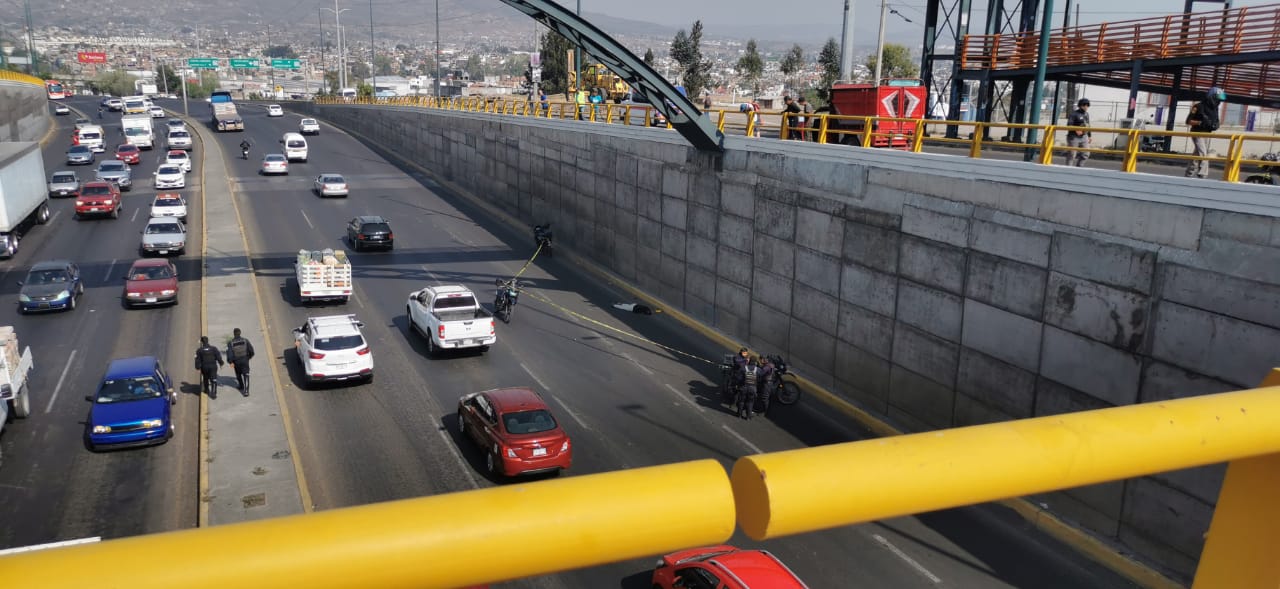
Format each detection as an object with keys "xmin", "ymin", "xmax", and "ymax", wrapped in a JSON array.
[
  {"xmin": 456, "ymin": 387, "xmax": 571, "ymax": 478},
  {"xmin": 123, "ymin": 258, "xmax": 179, "ymax": 308},
  {"xmin": 652, "ymin": 545, "xmax": 809, "ymax": 589},
  {"xmin": 115, "ymin": 143, "xmax": 142, "ymax": 165}
]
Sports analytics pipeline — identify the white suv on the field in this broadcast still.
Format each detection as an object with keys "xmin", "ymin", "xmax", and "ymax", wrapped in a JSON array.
[
  {"xmin": 299, "ymin": 118, "xmax": 321, "ymax": 135},
  {"xmin": 293, "ymin": 315, "xmax": 373, "ymax": 387}
]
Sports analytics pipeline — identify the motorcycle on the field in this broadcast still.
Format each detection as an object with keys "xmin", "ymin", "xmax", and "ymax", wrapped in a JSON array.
[
  {"xmin": 493, "ymin": 278, "xmax": 523, "ymax": 323},
  {"xmin": 718, "ymin": 353, "xmax": 801, "ymax": 417},
  {"xmin": 241, "ymin": 146, "xmax": 250, "ymax": 160},
  {"xmin": 1245, "ymin": 152, "xmax": 1279, "ymax": 185},
  {"xmin": 533, "ymin": 223, "xmax": 554, "ymax": 258}
]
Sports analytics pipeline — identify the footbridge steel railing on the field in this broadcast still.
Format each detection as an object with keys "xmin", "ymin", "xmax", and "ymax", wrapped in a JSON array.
[{"xmin": 3, "ymin": 371, "xmax": 1280, "ymax": 588}]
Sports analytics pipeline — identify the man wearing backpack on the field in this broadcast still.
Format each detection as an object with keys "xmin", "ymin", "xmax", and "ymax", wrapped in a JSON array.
[
  {"xmin": 226, "ymin": 327, "xmax": 256, "ymax": 396},
  {"xmin": 1185, "ymin": 87, "xmax": 1225, "ymax": 179},
  {"xmin": 194, "ymin": 336, "xmax": 224, "ymax": 397}
]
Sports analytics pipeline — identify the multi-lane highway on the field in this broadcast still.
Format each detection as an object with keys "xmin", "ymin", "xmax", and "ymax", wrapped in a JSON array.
[
  {"xmin": 0, "ymin": 98, "xmax": 201, "ymax": 548},
  {"xmin": 197, "ymin": 103, "xmax": 1138, "ymax": 588}
]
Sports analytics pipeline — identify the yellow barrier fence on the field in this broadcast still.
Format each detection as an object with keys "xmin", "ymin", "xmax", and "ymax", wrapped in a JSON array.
[{"xmin": 0, "ymin": 70, "xmax": 45, "ymax": 87}]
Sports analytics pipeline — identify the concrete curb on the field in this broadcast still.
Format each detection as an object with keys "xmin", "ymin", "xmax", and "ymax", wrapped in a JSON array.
[{"xmin": 320, "ymin": 108, "xmax": 1186, "ymax": 589}]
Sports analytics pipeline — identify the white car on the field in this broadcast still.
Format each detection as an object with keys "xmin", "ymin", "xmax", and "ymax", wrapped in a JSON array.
[
  {"xmin": 165, "ymin": 118, "xmax": 186, "ymax": 133},
  {"xmin": 164, "ymin": 150, "xmax": 192, "ymax": 173},
  {"xmin": 313, "ymin": 173, "xmax": 349, "ymax": 197},
  {"xmin": 149, "ymin": 105, "xmax": 166, "ymax": 118},
  {"xmin": 150, "ymin": 193, "xmax": 187, "ymax": 221},
  {"xmin": 261, "ymin": 154, "xmax": 289, "ymax": 175},
  {"xmin": 153, "ymin": 164, "xmax": 185, "ymax": 189},
  {"xmin": 267, "ymin": 104, "xmax": 284, "ymax": 117},
  {"xmin": 298, "ymin": 118, "xmax": 320, "ymax": 135},
  {"xmin": 293, "ymin": 315, "xmax": 373, "ymax": 387},
  {"xmin": 166, "ymin": 130, "xmax": 193, "ymax": 151},
  {"xmin": 140, "ymin": 217, "xmax": 187, "ymax": 256},
  {"xmin": 54, "ymin": 103, "xmax": 70, "ymax": 115}
]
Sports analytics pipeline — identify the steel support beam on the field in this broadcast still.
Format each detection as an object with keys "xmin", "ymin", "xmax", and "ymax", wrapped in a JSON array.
[
  {"xmin": 499, "ymin": 0, "xmax": 724, "ymax": 151},
  {"xmin": 920, "ymin": 0, "xmax": 972, "ymax": 137}
]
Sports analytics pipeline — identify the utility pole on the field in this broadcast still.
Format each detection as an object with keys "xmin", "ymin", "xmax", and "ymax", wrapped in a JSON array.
[
  {"xmin": 267, "ymin": 23, "xmax": 275, "ymax": 99},
  {"xmin": 369, "ymin": 0, "xmax": 376, "ymax": 94},
  {"xmin": 574, "ymin": 0, "xmax": 581, "ymax": 98},
  {"xmin": 839, "ymin": 0, "xmax": 855, "ymax": 80},
  {"xmin": 873, "ymin": 0, "xmax": 888, "ymax": 86},
  {"xmin": 23, "ymin": 0, "xmax": 36, "ymax": 75},
  {"xmin": 435, "ymin": 0, "xmax": 441, "ymax": 99},
  {"xmin": 321, "ymin": 1, "xmax": 350, "ymax": 90},
  {"xmin": 319, "ymin": 10, "xmax": 326, "ymax": 94}
]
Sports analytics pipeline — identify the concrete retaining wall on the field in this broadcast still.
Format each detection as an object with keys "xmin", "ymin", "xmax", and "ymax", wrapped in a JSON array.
[
  {"xmin": 300, "ymin": 102, "xmax": 1280, "ymax": 580},
  {"xmin": 0, "ymin": 81, "xmax": 51, "ymax": 142}
]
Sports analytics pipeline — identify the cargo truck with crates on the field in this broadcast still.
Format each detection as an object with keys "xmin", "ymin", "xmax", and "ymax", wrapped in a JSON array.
[{"xmin": 295, "ymin": 249, "xmax": 353, "ymax": 303}]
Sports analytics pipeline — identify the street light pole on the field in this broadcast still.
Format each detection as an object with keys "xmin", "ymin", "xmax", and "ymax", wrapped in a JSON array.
[
  {"xmin": 369, "ymin": 0, "xmax": 376, "ymax": 95},
  {"xmin": 873, "ymin": 0, "xmax": 888, "ymax": 86},
  {"xmin": 321, "ymin": 2, "xmax": 350, "ymax": 90},
  {"xmin": 23, "ymin": 0, "xmax": 36, "ymax": 75},
  {"xmin": 574, "ymin": 0, "xmax": 581, "ymax": 98},
  {"xmin": 267, "ymin": 23, "xmax": 275, "ymax": 99},
  {"xmin": 839, "ymin": 0, "xmax": 855, "ymax": 80},
  {"xmin": 435, "ymin": 0, "xmax": 441, "ymax": 99},
  {"xmin": 319, "ymin": 10, "xmax": 326, "ymax": 94}
]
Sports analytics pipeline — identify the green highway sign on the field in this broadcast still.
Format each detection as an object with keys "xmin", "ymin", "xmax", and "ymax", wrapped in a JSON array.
[
  {"xmin": 271, "ymin": 59, "xmax": 301, "ymax": 69},
  {"xmin": 186, "ymin": 57, "xmax": 217, "ymax": 69},
  {"xmin": 230, "ymin": 58, "xmax": 260, "ymax": 69}
]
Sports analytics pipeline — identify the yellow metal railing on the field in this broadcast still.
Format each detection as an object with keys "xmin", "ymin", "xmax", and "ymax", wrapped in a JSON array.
[
  {"xmin": 5, "ymin": 373, "xmax": 1280, "ymax": 589},
  {"xmin": 0, "ymin": 70, "xmax": 45, "ymax": 87},
  {"xmin": 313, "ymin": 94, "xmax": 1280, "ymax": 184}
]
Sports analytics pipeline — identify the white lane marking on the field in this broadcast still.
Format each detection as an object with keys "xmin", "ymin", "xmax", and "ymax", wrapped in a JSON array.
[
  {"xmin": 45, "ymin": 350, "xmax": 78, "ymax": 414},
  {"xmin": 519, "ymin": 362, "xmax": 550, "ymax": 391},
  {"xmin": 0, "ymin": 537, "xmax": 100, "ymax": 556},
  {"xmin": 103, "ymin": 258, "xmax": 116, "ymax": 282},
  {"xmin": 350, "ymin": 289, "xmax": 365, "ymax": 309},
  {"xmin": 300, "ymin": 209, "xmax": 315, "ymax": 229},
  {"xmin": 548, "ymin": 394, "xmax": 592, "ymax": 432},
  {"xmin": 436, "ymin": 428, "xmax": 479, "ymax": 489},
  {"xmin": 620, "ymin": 352, "xmax": 654, "ymax": 375},
  {"xmin": 129, "ymin": 207, "xmax": 139, "ymax": 222},
  {"xmin": 419, "ymin": 265, "xmax": 442, "ymax": 285},
  {"xmin": 665, "ymin": 383, "xmax": 705, "ymax": 413},
  {"xmin": 720, "ymin": 424, "xmax": 764, "ymax": 455},
  {"xmin": 873, "ymin": 534, "xmax": 943, "ymax": 584},
  {"xmin": 49, "ymin": 210, "xmax": 61, "ymax": 224}
]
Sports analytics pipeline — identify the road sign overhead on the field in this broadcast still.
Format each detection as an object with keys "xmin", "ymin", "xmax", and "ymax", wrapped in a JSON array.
[
  {"xmin": 230, "ymin": 58, "xmax": 260, "ymax": 68},
  {"xmin": 187, "ymin": 58, "xmax": 217, "ymax": 69},
  {"xmin": 271, "ymin": 59, "xmax": 301, "ymax": 69}
]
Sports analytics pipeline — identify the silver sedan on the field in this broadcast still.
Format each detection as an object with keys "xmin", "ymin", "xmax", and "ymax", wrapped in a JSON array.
[
  {"xmin": 261, "ymin": 154, "xmax": 289, "ymax": 175},
  {"xmin": 313, "ymin": 173, "xmax": 349, "ymax": 197}
]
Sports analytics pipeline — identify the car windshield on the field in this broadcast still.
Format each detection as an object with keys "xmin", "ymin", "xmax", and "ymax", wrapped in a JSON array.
[
  {"xmin": 69, "ymin": 146, "xmax": 90, "ymax": 154},
  {"xmin": 287, "ymin": 140, "xmax": 305, "ymax": 148},
  {"xmin": 313, "ymin": 334, "xmax": 364, "ymax": 351},
  {"xmin": 125, "ymin": 128, "xmax": 147, "ymax": 136},
  {"xmin": 99, "ymin": 162, "xmax": 126, "ymax": 171},
  {"xmin": 154, "ymin": 198, "xmax": 182, "ymax": 207},
  {"xmin": 168, "ymin": 152, "xmax": 187, "ymax": 159},
  {"xmin": 51, "ymin": 173, "xmax": 75, "ymax": 183},
  {"xmin": 265, "ymin": 155, "xmax": 285, "ymax": 162},
  {"xmin": 433, "ymin": 295, "xmax": 475, "ymax": 311},
  {"xmin": 130, "ymin": 265, "xmax": 173, "ymax": 280},
  {"xmin": 169, "ymin": 131, "xmax": 188, "ymax": 138},
  {"xmin": 158, "ymin": 166, "xmax": 180, "ymax": 175},
  {"xmin": 82, "ymin": 185, "xmax": 112, "ymax": 196},
  {"xmin": 26, "ymin": 269, "xmax": 70, "ymax": 285},
  {"xmin": 146, "ymin": 222, "xmax": 182, "ymax": 235},
  {"xmin": 323, "ymin": 176, "xmax": 345, "ymax": 184},
  {"xmin": 80, "ymin": 132, "xmax": 101, "ymax": 140},
  {"xmin": 302, "ymin": 119, "xmax": 316, "ymax": 125},
  {"xmin": 502, "ymin": 409, "xmax": 558, "ymax": 435},
  {"xmin": 361, "ymin": 222, "xmax": 390, "ymax": 233},
  {"xmin": 94, "ymin": 376, "xmax": 162, "ymax": 403},
  {"xmin": 118, "ymin": 145, "xmax": 138, "ymax": 152}
]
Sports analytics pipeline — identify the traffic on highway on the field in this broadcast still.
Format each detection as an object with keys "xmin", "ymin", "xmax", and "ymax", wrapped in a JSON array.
[{"xmin": 0, "ymin": 94, "xmax": 1139, "ymax": 588}]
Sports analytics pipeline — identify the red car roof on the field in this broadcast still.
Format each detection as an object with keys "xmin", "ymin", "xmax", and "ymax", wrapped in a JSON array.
[
  {"xmin": 116, "ymin": 144, "xmax": 139, "ymax": 151},
  {"xmin": 483, "ymin": 387, "xmax": 548, "ymax": 413},
  {"xmin": 661, "ymin": 546, "xmax": 808, "ymax": 589},
  {"xmin": 129, "ymin": 258, "xmax": 172, "ymax": 268}
]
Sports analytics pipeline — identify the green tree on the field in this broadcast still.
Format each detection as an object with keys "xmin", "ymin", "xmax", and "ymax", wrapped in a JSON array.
[
  {"xmin": 643, "ymin": 48, "xmax": 654, "ymax": 66},
  {"xmin": 670, "ymin": 20, "xmax": 711, "ymax": 99},
  {"xmin": 816, "ymin": 38, "xmax": 841, "ymax": 104},
  {"xmin": 538, "ymin": 30, "xmax": 572, "ymax": 96},
  {"xmin": 464, "ymin": 54, "xmax": 482, "ymax": 78},
  {"xmin": 357, "ymin": 82, "xmax": 373, "ymax": 97},
  {"xmin": 865, "ymin": 43, "xmax": 919, "ymax": 81},
  {"xmin": 736, "ymin": 39, "xmax": 764, "ymax": 97},
  {"xmin": 92, "ymin": 70, "xmax": 136, "ymax": 98},
  {"xmin": 375, "ymin": 54, "xmax": 395, "ymax": 76},
  {"xmin": 780, "ymin": 44, "xmax": 805, "ymax": 93},
  {"xmin": 323, "ymin": 70, "xmax": 340, "ymax": 94},
  {"xmin": 263, "ymin": 45, "xmax": 297, "ymax": 59},
  {"xmin": 155, "ymin": 64, "xmax": 180, "ymax": 94},
  {"xmin": 349, "ymin": 60, "xmax": 370, "ymax": 80}
]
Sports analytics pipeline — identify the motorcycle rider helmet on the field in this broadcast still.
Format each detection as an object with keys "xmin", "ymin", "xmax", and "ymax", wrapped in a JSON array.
[
  {"xmin": 1077, "ymin": 98, "xmax": 1090, "ymax": 107},
  {"xmin": 1207, "ymin": 86, "xmax": 1226, "ymax": 101}
]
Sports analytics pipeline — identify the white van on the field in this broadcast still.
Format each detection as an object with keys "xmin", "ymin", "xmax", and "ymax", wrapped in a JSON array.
[
  {"xmin": 78, "ymin": 125, "xmax": 106, "ymax": 153},
  {"xmin": 282, "ymin": 133, "xmax": 308, "ymax": 162},
  {"xmin": 339, "ymin": 88, "xmax": 357, "ymax": 101}
]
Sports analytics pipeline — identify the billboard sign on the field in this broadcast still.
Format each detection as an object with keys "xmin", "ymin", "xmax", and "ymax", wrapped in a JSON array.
[{"xmin": 77, "ymin": 52, "xmax": 107, "ymax": 64}]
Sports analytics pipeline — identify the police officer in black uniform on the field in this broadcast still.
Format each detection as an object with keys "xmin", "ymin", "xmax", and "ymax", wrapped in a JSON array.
[
  {"xmin": 226, "ymin": 327, "xmax": 256, "ymax": 396},
  {"xmin": 194, "ymin": 335, "xmax": 224, "ymax": 397}
]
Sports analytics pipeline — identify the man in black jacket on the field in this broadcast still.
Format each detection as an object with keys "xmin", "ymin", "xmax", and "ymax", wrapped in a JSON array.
[
  {"xmin": 1185, "ymin": 87, "xmax": 1224, "ymax": 179},
  {"xmin": 1064, "ymin": 98, "xmax": 1092, "ymax": 167},
  {"xmin": 194, "ymin": 336, "xmax": 224, "ymax": 397},
  {"xmin": 226, "ymin": 328, "xmax": 256, "ymax": 396}
]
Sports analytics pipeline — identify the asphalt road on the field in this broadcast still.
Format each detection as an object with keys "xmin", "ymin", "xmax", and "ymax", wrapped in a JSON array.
[
  {"xmin": 202, "ymin": 102, "xmax": 1138, "ymax": 588},
  {"xmin": 0, "ymin": 98, "xmax": 201, "ymax": 549}
]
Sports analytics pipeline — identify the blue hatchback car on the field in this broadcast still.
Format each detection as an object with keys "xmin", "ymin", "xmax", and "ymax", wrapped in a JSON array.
[{"xmin": 85, "ymin": 356, "xmax": 176, "ymax": 451}]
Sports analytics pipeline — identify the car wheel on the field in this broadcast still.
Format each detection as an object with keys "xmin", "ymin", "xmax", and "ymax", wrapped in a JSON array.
[
  {"xmin": 425, "ymin": 334, "xmax": 436, "ymax": 356},
  {"xmin": 110, "ymin": 206, "xmax": 119, "ymax": 219},
  {"xmin": 457, "ymin": 411, "xmax": 466, "ymax": 435},
  {"xmin": 68, "ymin": 294, "xmax": 77, "ymax": 311},
  {"xmin": 37, "ymin": 203, "xmax": 50, "ymax": 224},
  {"xmin": 486, "ymin": 452, "xmax": 498, "ymax": 475}
]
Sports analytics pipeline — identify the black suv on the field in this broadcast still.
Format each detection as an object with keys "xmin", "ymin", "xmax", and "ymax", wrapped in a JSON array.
[{"xmin": 346, "ymin": 216, "xmax": 394, "ymax": 252}]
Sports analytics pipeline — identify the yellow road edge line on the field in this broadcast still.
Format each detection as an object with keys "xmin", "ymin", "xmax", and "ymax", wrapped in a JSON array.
[
  {"xmin": 222, "ymin": 135, "xmax": 315, "ymax": 515},
  {"xmin": 324, "ymin": 110, "xmax": 1183, "ymax": 589},
  {"xmin": 195, "ymin": 114, "xmax": 210, "ymax": 528}
]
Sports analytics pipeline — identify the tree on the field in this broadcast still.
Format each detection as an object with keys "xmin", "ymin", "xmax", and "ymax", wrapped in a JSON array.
[
  {"xmin": 780, "ymin": 44, "xmax": 805, "ymax": 94},
  {"xmin": 670, "ymin": 20, "xmax": 711, "ymax": 99},
  {"xmin": 464, "ymin": 55, "xmax": 483, "ymax": 79},
  {"xmin": 323, "ymin": 70, "xmax": 340, "ymax": 94},
  {"xmin": 263, "ymin": 45, "xmax": 297, "ymax": 59},
  {"xmin": 643, "ymin": 48, "xmax": 654, "ymax": 67},
  {"xmin": 538, "ymin": 30, "xmax": 572, "ymax": 96},
  {"xmin": 92, "ymin": 70, "xmax": 136, "ymax": 98},
  {"xmin": 375, "ymin": 54, "xmax": 395, "ymax": 77},
  {"xmin": 865, "ymin": 43, "xmax": 919, "ymax": 80},
  {"xmin": 816, "ymin": 38, "xmax": 841, "ymax": 104},
  {"xmin": 154, "ymin": 64, "xmax": 180, "ymax": 94},
  {"xmin": 357, "ymin": 82, "xmax": 373, "ymax": 97},
  {"xmin": 736, "ymin": 39, "xmax": 764, "ymax": 97}
]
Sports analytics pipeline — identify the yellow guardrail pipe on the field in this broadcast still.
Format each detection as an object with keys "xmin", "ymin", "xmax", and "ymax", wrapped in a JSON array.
[
  {"xmin": 732, "ymin": 386, "xmax": 1280, "ymax": 542},
  {"xmin": 0, "ymin": 70, "xmax": 45, "ymax": 86},
  {"xmin": 0, "ymin": 460, "xmax": 735, "ymax": 589}
]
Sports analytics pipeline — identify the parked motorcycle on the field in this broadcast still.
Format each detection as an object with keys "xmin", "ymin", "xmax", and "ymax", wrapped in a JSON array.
[
  {"xmin": 1245, "ymin": 152, "xmax": 1279, "ymax": 185},
  {"xmin": 533, "ymin": 223, "xmax": 554, "ymax": 258},
  {"xmin": 493, "ymin": 278, "xmax": 523, "ymax": 323}
]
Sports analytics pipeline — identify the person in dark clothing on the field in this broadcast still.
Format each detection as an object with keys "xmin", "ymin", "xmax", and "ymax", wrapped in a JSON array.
[
  {"xmin": 736, "ymin": 359, "xmax": 761, "ymax": 420},
  {"xmin": 1185, "ymin": 86, "xmax": 1225, "ymax": 179},
  {"xmin": 226, "ymin": 327, "xmax": 256, "ymax": 396},
  {"xmin": 754, "ymin": 356, "xmax": 776, "ymax": 415},
  {"xmin": 194, "ymin": 335, "xmax": 224, "ymax": 397},
  {"xmin": 782, "ymin": 96, "xmax": 803, "ymax": 139},
  {"xmin": 1064, "ymin": 98, "xmax": 1092, "ymax": 167}
]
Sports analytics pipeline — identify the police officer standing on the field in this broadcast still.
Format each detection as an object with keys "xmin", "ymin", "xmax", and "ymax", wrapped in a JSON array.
[
  {"xmin": 226, "ymin": 327, "xmax": 256, "ymax": 396},
  {"xmin": 1064, "ymin": 98, "xmax": 1091, "ymax": 167},
  {"xmin": 194, "ymin": 336, "xmax": 224, "ymax": 397}
]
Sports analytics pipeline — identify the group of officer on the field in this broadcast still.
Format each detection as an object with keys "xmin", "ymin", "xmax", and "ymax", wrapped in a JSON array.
[
  {"xmin": 194, "ymin": 329, "xmax": 256, "ymax": 397},
  {"xmin": 728, "ymin": 347, "xmax": 776, "ymax": 420}
]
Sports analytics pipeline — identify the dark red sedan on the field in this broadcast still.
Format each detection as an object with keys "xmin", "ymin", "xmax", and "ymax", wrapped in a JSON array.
[
  {"xmin": 115, "ymin": 143, "xmax": 142, "ymax": 165},
  {"xmin": 123, "ymin": 258, "xmax": 179, "ymax": 308},
  {"xmin": 457, "ymin": 387, "xmax": 571, "ymax": 478}
]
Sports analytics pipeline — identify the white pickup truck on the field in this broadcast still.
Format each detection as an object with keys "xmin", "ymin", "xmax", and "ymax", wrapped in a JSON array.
[
  {"xmin": 406, "ymin": 285, "xmax": 496, "ymax": 355},
  {"xmin": 295, "ymin": 249, "xmax": 352, "ymax": 303},
  {"xmin": 0, "ymin": 327, "xmax": 34, "ymax": 466}
]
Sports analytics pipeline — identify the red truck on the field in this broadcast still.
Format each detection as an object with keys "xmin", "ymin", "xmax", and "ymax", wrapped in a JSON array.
[
  {"xmin": 820, "ymin": 79, "xmax": 927, "ymax": 148},
  {"xmin": 75, "ymin": 181, "xmax": 122, "ymax": 219}
]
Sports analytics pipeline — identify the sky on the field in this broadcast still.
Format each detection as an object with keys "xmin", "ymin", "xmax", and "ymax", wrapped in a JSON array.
[{"xmin": 550, "ymin": 0, "xmax": 1276, "ymax": 45}]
